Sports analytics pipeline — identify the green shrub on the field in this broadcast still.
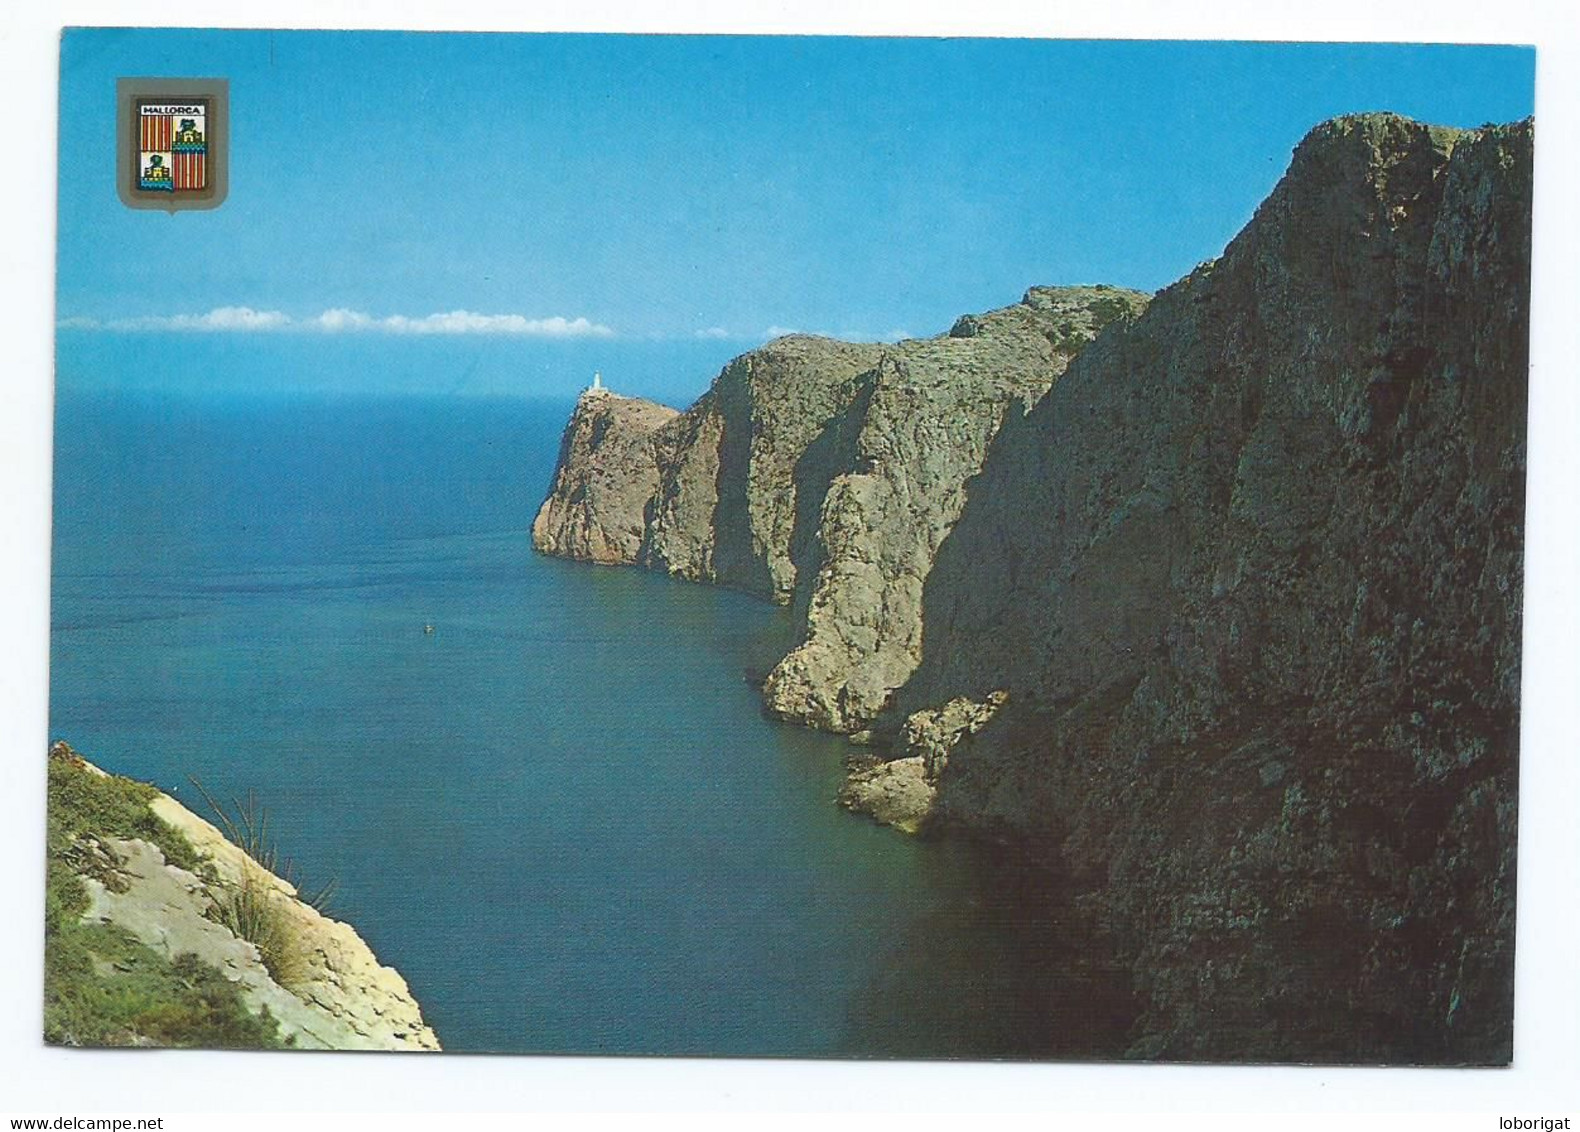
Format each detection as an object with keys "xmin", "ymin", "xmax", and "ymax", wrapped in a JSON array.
[
  {"xmin": 45, "ymin": 919, "xmax": 285, "ymax": 1049},
  {"xmin": 1088, "ymin": 293, "xmax": 1141, "ymax": 327},
  {"xmin": 46, "ymin": 743, "xmax": 204, "ymax": 874},
  {"xmin": 43, "ymin": 745, "xmax": 285, "ymax": 1049}
]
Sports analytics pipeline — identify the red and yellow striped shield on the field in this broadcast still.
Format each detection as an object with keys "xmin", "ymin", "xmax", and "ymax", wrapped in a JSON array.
[
  {"xmin": 139, "ymin": 114, "xmax": 173, "ymax": 152},
  {"xmin": 118, "ymin": 79, "xmax": 227, "ymax": 211},
  {"xmin": 172, "ymin": 150, "xmax": 206, "ymax": 189}
]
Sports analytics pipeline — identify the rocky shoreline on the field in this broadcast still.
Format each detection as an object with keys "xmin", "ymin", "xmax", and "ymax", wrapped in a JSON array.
[
  {"xmin": 532, "ymin": 112, "xmax": 1532, "ymax": 1063},
  {"xmin": 534, "ymin": 284, "xmax": 1150, "ymax": 735}
]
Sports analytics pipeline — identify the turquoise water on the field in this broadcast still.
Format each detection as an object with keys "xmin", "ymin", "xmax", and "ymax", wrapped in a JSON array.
[{"xmin": 49, "ymin": 388, "xmax": 1132, "ymax": 1057}]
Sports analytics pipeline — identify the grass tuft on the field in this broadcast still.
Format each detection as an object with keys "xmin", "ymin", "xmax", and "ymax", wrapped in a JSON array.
[
  {"xmin": 186, "ymin": 777, "xmax": 336, "ymax": 992},
  {"xmin": 46, "ymin": 920, "xmax": 288, "ymax": 1049}
]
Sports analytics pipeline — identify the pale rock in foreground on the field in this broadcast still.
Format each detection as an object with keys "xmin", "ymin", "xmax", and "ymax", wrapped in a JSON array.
[{"xmin": 72, "ymin": 757, "xmax": 440, "ymax": 1051}]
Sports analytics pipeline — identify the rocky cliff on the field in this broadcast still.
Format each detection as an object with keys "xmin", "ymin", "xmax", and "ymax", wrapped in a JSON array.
[
  {"xmin": 885, "ymin": 114, "xmax": 1532, "ymax": 1063},
  {"xmin": 533, "ymin": 286, "xmax": 1149, "ymax": 732},
  {"xmin": 46, "ymin": 742, "xmax": 440, "ymax": 1051},
  {"xmin": 531, "ymin": 391, "xmax": 679, "ymax": 564},
  {"xmin": 531, "ymin": 111, "xmax": 1531, "ymax": 1064}
]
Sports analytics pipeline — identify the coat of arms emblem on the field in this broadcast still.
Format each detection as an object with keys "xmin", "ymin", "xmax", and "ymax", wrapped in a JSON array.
[
  {"xmin": 138, "ymin": 104, "xmax": 208, "ymax": 191},
  {"xmin": 117, "ymin": 78, "xmax": 228, "ymax": 211}
]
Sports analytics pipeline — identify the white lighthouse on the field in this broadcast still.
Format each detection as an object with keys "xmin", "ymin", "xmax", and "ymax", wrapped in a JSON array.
[{"xmin": 586, "ymin": 370, "xmax": 608, "ymax": 396}]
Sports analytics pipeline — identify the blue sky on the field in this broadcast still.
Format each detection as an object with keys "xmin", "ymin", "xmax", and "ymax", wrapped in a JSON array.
[{"xmin": 56, "ymin": 30, "xmax": 1534, "ymax": 399}]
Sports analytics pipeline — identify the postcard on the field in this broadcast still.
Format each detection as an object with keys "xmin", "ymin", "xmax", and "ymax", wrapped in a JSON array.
[{"xmin": 46, "ymin": 27, "xmax": 1534, "ymax": 1064}]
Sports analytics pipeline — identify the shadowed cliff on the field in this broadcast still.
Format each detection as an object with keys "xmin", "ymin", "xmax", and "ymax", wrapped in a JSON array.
[
  {"xmin": 531, "ymin": 111, "xmax": 1532, "ymax": 1064},
  {"xmin": 886, "ymin": 113, "xmax": 1531, "ymax": 1063}
]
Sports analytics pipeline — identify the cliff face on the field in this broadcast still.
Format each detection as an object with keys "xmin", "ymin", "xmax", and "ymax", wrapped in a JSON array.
[
  {"xmin": 533, "ymin": 286, "xmax": 1149, "ymax": 731},
  {"xmin": 641, "ymin": 336, "xmax": 888, "ymax": 600},
  {"xmin": 531, "ymin": 391, "xmax": 679, "ymax": 564},
  {"xmin": 889, "ymin": 115, "xmax": 1531, "ymax": 1063},
  {"xmin": 530, "ymin": 111, "xmax": 1530, "ymax": 1064},
  {"xmin": 763, "ymin": 288, "xmax": 1150, "ymax": 731},
  {"xmin": 46, "ymin": 743, "xmax": 440, "ymax": 1052}
]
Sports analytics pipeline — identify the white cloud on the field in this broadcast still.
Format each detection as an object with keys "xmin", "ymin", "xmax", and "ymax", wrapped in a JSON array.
[
  {"xmin": 371, "ymin": 311, "xmax": 613, "ymax": 337},
  {"xmin": 89, "ymin": 306, "xmax": 293, "ymax": 332},
  {"xmin": 312, "ymin": 308, "xmax": 375, "ymax": 331},
  {"xmin": 59, "ymin": 307, "xmax": 615, "ymax": 338},
  {"xmin": 187, "ymin": 306, "xmax": 292, "ymax": 331},
  {"xmin": 61, "ymin": 309, "xmax": 902, "ymax": 345}
]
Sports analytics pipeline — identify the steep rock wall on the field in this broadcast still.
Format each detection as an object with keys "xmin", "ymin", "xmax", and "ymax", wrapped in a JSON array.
[
  {"xmin": 763, "ymin": 288, "xmax": 1149, "ymax": 731},
  {"xmin": 640, "ymin": 336, "xmax": 886, "ymax": 599},
  {"xmin": 528, "ymin": 111, "xmax": 1531, "ymax": 1064},
  {"xmin": 531, "ymin": 390, "xmax": 679, "ymax": 564},
  {"xmin": 886, "ymin": 115, "xmax": 1531, "ymax": 1063},
  {"xmin": 533, "ymin": 288, "xmax": 1148, "ymax": 732}
]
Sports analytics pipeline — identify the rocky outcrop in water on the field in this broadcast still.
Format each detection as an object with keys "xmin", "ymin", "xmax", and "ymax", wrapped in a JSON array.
[
  {"xmin": 533, "ymin": 286, "xmax": 1149, "ymax": 731},
  {"xmin": 531, "ymin": 389, "xmax": 679, "ymax": 564}
]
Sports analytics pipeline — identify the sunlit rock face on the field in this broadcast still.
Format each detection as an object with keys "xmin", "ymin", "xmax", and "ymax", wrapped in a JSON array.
[{"xmin": 535, "ymin": 287, "xmax": 1149, "ymax": 733}]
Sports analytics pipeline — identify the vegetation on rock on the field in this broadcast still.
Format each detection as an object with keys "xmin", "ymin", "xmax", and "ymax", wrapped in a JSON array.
[
  {"xmin": 44, "ymin": 744, "xmax": 285, "ymax": 1048},
  {"xmin": 186, "ymin": 778, "xmax": 336, "ymax": 992},
  {"xmin": 44, "ymin": 741, "xmax": 439, "ymax": 1051}
]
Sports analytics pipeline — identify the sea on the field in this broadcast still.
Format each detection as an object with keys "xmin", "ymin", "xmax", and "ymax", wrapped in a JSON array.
[{"xmin": 48, "ymin": 338, "xmax": 1135, "ymax": 1058}]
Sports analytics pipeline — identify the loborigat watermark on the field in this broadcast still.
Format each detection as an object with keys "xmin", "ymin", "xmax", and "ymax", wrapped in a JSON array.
[{"xmin": 1498, "ymin": 1120, "xmax": 1573, "ymax": 1131}]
